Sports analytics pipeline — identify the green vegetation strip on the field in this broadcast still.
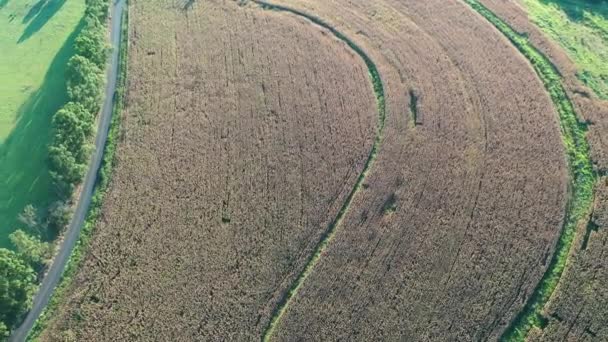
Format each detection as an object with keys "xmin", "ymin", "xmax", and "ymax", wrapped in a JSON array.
[
  {"xmin": 523, "ymin": 0, "xmax": 608, "ymax": 100},
  {"xmin": 463, "ymin": 0, "xmax": 595, "ymax": 340},
  {"xmin": 252, "ymin": 1, "xmax": 386, "ymax": 340},
  {"xmin": 26, "ymin": 7, "xmax": 129, "ymax": 341}
]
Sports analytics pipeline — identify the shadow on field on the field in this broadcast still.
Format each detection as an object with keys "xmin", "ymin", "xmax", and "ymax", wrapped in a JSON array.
[
  {"xmin": 540, "ymin": 0, "xmax": 608, "ymax": 22},
  {"xmin": 0, "ymin": 18, "xmax": 83, "ymax": 247},
  {"xmin": 0, "ymin": 0, "xmax": 9, "ymax": 9},
  {"xmin": 18, "ymin": 0, "xmax": 67, "ymax": 43}
]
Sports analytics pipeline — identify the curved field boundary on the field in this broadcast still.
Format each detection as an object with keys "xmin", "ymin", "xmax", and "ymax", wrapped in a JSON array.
[
  {"xmin": 462, "ymin": 0, "xmax": 596, "ymax": 340},
  {"xmin": 251, "ymin": 1, "xmax": 387, "ymax": 341}
]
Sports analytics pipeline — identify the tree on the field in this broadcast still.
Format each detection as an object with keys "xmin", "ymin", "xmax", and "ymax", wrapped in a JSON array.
[
  {"xmin": 9, "ymin": 230, "xmax": 51, "ymax": 269},
  {"xmin": 47, "ymin": 201, "xmax": 72, "ymax": 234},
  {"xmin": 52, "ymin": 102, "xmax": 94, "ymax": 164},
  {"xmin": 0, "ymin": 321, "xmax": 8, "ymax": 339},
  {"xmin": 85, "ymin": 0, "xmax": 110, "ymax": 20},
  {"xmin": 75, "ymin": 17, "xmax": 109, "ymax": 68},
  {"xmin": 49, "ymin": 143, "xmax": 87, "ymax": 198},
  {"xmin": 66, "ymin": 55, "xmax": 104, "ymax": 114},
  {"xmin": 0, "ymin": 249, "xmax": 36, "ymax": 328},
  {"xmin": 17, "ymin": 205, "xmax": 38, "ymax": 231}
]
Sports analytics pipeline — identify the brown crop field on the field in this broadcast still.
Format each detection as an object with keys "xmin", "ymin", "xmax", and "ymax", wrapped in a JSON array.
[
  {"xmin": 527, "ymin": 177, "xmax": 608, "ymax": 341},
  {"xmin": 478, "ymin": 0, "xmax": 608, "ymax": 172},
  {"xmin": 475, "ymin": 1, "xmax": 608, "ymax": 340},
  {"xmin": 255, "ymin": 0, "xmax": 567, "ymax": 340},
  {"xmin": 37, "ymin": 0, "xmax": 378, "ymax": 340},
  {"xmin": 34, "ymin": 0, "xmax": 598, "ymax": 341}
]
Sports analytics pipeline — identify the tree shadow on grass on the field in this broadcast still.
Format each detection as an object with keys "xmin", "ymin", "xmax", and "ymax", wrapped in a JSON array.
[
  {"xmin": 0, "ymin": 18, "xmax": 84, "ymax": 248},
  {"xmin": 17, "ymin": 0, "xmax": 67, "ymax": 44},
  {"xmin": 540, "ymin": 0, "xmax": 608, "ymax": 22},
  {"xmin": 0, "ymin": 0, "xmax": 9, "ymax": 9},
  {"xmin": 22, "ymin": 0, "xmax": 47, "ymax": 24}
]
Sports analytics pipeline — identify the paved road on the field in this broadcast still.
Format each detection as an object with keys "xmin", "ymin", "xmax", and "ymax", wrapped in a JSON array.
[{"xmin": 9, "ymin": 1, "xmax": 126, "ymax": 340}]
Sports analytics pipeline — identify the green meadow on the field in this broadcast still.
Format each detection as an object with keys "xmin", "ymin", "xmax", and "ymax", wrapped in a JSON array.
[
  {"xmin": 524, "ymin": 0, "xmax": 608, "ymax": 99},
  {"xmin": 0, "ymin": 0, "xmax": 85, "ymax": 248}
]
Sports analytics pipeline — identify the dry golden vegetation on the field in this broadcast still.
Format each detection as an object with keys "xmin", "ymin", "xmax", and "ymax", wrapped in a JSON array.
[
  {"xmin": 476, "ymin": 1, "xmax": 608, "ymax": 340},
  {"xmin": 257, "ymin": 0, "xmax": 568, "ymax": 340},
  {"xmin": 38, "ymin": 0, "xmax": 378, "ymax": 340},
  {"xmin": 36, "ymin": 0, "xmax": 602, "ymax": 340}
]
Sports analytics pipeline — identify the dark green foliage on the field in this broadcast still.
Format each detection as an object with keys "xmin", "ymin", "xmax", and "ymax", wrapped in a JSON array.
[
  {"xmin": 46, "ymin": 201, "xmax": 72, "ymax": 235},
  {"xmin": 0, "ymin": 322, "xmax": 8, "ymax": 340},
  {"xmin": 48, "ymin": 102, "xmax": 93, "ymax": 198},
  {"xmin": 49, "ymin": 143, "xmax": 87, "ymax": 198},
  {"xmin": 52, "ymin": 102, "xmax": 94, "ymax": 162},
  {"xmin": 66, "ymin": 56, "xmax": 103, "ymax": 114},
  {"xmin": 75, "ymin": 16, "xmax": 109, "ymax": 68},
  {"xmin": 48, "ymin": 0, "xmax": 110, "ymax": 198},
  {"xmin": 0, "ymin": 249, "xmax": 36, "ymax": 329},
  {"xmin": 9, "ymin": 230, "xmax": 51, "ymax": 271},
  {"xmin": 85, "ymin": 0, "xmax": 110, "ymax": 20}
]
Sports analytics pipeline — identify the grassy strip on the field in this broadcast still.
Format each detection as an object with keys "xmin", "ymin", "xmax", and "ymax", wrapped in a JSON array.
[
  {"xmin": 252, "ymin": 1, "xmax": 386, "ymax": 341},
  {"xmin": 523, "ymin": 0, "xmax": 608, "ymax": 100},
  {"xmin": 26, "ymin": 7, "xmax": 129, "ymax": 341},
  {"xmin": 463, "ymin": 1, "xmax": 596, "ymax": 340}
]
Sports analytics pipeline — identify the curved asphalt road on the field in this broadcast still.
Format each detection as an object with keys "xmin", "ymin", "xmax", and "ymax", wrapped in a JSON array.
[{"xmin": 9, "ymin": 1, "xmax": 126, "ymax": 340}]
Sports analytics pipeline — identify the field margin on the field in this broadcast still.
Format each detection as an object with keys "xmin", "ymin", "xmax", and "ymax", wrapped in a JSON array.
[
  {"xmin": 462, "ymin": 0, "xmax": 596, "ymax": 340},
  {"xmin": 24, "ymin": 5, "xmax": 129, "ymax": 341}
]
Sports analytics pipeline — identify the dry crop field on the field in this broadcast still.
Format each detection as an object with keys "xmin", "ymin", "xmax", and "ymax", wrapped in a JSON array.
[
  {"xmin": 35, "ymin": 0, "xmax": 602, "ymax": 341},
  {"xmin": 254, "ymin": 0, "xmax": 567, "ymax": 340},
  {"xmin": 476, "ymin": 1, "xmax": 608, "ymax": 340},
  {"xmin": 37, "ymin": 0, "xmax": 378, "ymax": 340}
]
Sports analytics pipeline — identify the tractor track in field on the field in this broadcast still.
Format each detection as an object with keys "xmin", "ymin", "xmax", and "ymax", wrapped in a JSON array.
[{"xmin": 251, "ymin": 1, "xmax": 387, "ymax": 340}]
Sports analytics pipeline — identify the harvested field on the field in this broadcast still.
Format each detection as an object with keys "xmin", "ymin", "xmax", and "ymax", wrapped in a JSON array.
[
  {"xmin": 37, "ymin": 0, "xmax": 378, "ymax": 340},
  {"xmin": 478, "ymin": 0, "xmax": 608, "ymax": 172},
  {"xmin": 527, "ymin": 178, "xmax": 608, "ymax": 341},
  {"xmin": 476, "ymin": 0, "xmax": 608, "ymax": 340},
  {"xmin": 37, "ymin": 0, "xmax": 581, "ymax": 341},
  {"xmin": 254, "ymin": 0, "xmax": 568, "ymax": 340}
]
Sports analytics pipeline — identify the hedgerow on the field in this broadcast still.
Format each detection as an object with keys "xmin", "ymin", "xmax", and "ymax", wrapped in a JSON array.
[
  {"xmin": 28, "ymin": 3, "xmax": 128, "ymax": 340},
  {"xmin": 0, "ymin": 0, "xmax": 114, "ymax": 339}
]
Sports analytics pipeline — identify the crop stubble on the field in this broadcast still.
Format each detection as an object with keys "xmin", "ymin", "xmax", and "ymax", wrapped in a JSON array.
[
  {"xmin": 37, "ymin": 0, "xmax": 377, "ymax": 340},
  {"xmin": 258, "ymin": 0, "xmax": 568, "ymax": 340},
  {"xmin": 476, "ymin": 1, "xmax": 608, "ymax": 340},
  {"xmin": 39, "ymin": 0, "xmax": 575, "ymax": 340}
]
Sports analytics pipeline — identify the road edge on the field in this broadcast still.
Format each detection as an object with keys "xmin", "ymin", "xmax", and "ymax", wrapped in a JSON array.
[{"xmin": 9, "ymin": 1, "xmax": 128, "ymax": 341}]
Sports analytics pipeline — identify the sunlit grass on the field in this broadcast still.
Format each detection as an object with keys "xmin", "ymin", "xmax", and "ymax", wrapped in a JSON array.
[
  {"xmin": 523, "ymin": 0, "xmax": 608, "ymax": 99},
  {"xmin": 0, "ymin": 0, "xmax": 85, "ymax": 247}
]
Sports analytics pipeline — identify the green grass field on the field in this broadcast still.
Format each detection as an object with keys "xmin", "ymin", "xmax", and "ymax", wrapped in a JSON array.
[
  {"xmin": 523, "ymin": 0, "xmax": 608, "ymax": 99},
  {"xmin": 0, "ymin": 0, "xmax": 85, "ymax": 248}
]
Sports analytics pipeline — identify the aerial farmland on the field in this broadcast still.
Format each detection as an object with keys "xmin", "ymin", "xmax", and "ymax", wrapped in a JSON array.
[{"xmin": 1, "ymin": 0, "xmax": 607, "ymax": 341}]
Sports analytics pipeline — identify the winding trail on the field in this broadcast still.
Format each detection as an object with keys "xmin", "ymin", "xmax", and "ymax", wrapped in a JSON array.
[
  {"xmin": 251, "ymin": 1, "xmax": 387, "ymax": 341},
  {"xmin": 9, "ymin": 1, "xmax": 126, "ymax": 340}
]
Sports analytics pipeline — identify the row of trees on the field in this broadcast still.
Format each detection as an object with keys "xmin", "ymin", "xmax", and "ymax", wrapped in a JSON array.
[
  {"xmin": 0, "ymin": 207, "xmax": 55, "ymax": 339},
  {"xmin": 49, "ymin": 8, "xmax": 109, "ymax": 198},
  {"xmin": 1, "ymin": 0, "xmax": 111, "ymax": 338}
]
